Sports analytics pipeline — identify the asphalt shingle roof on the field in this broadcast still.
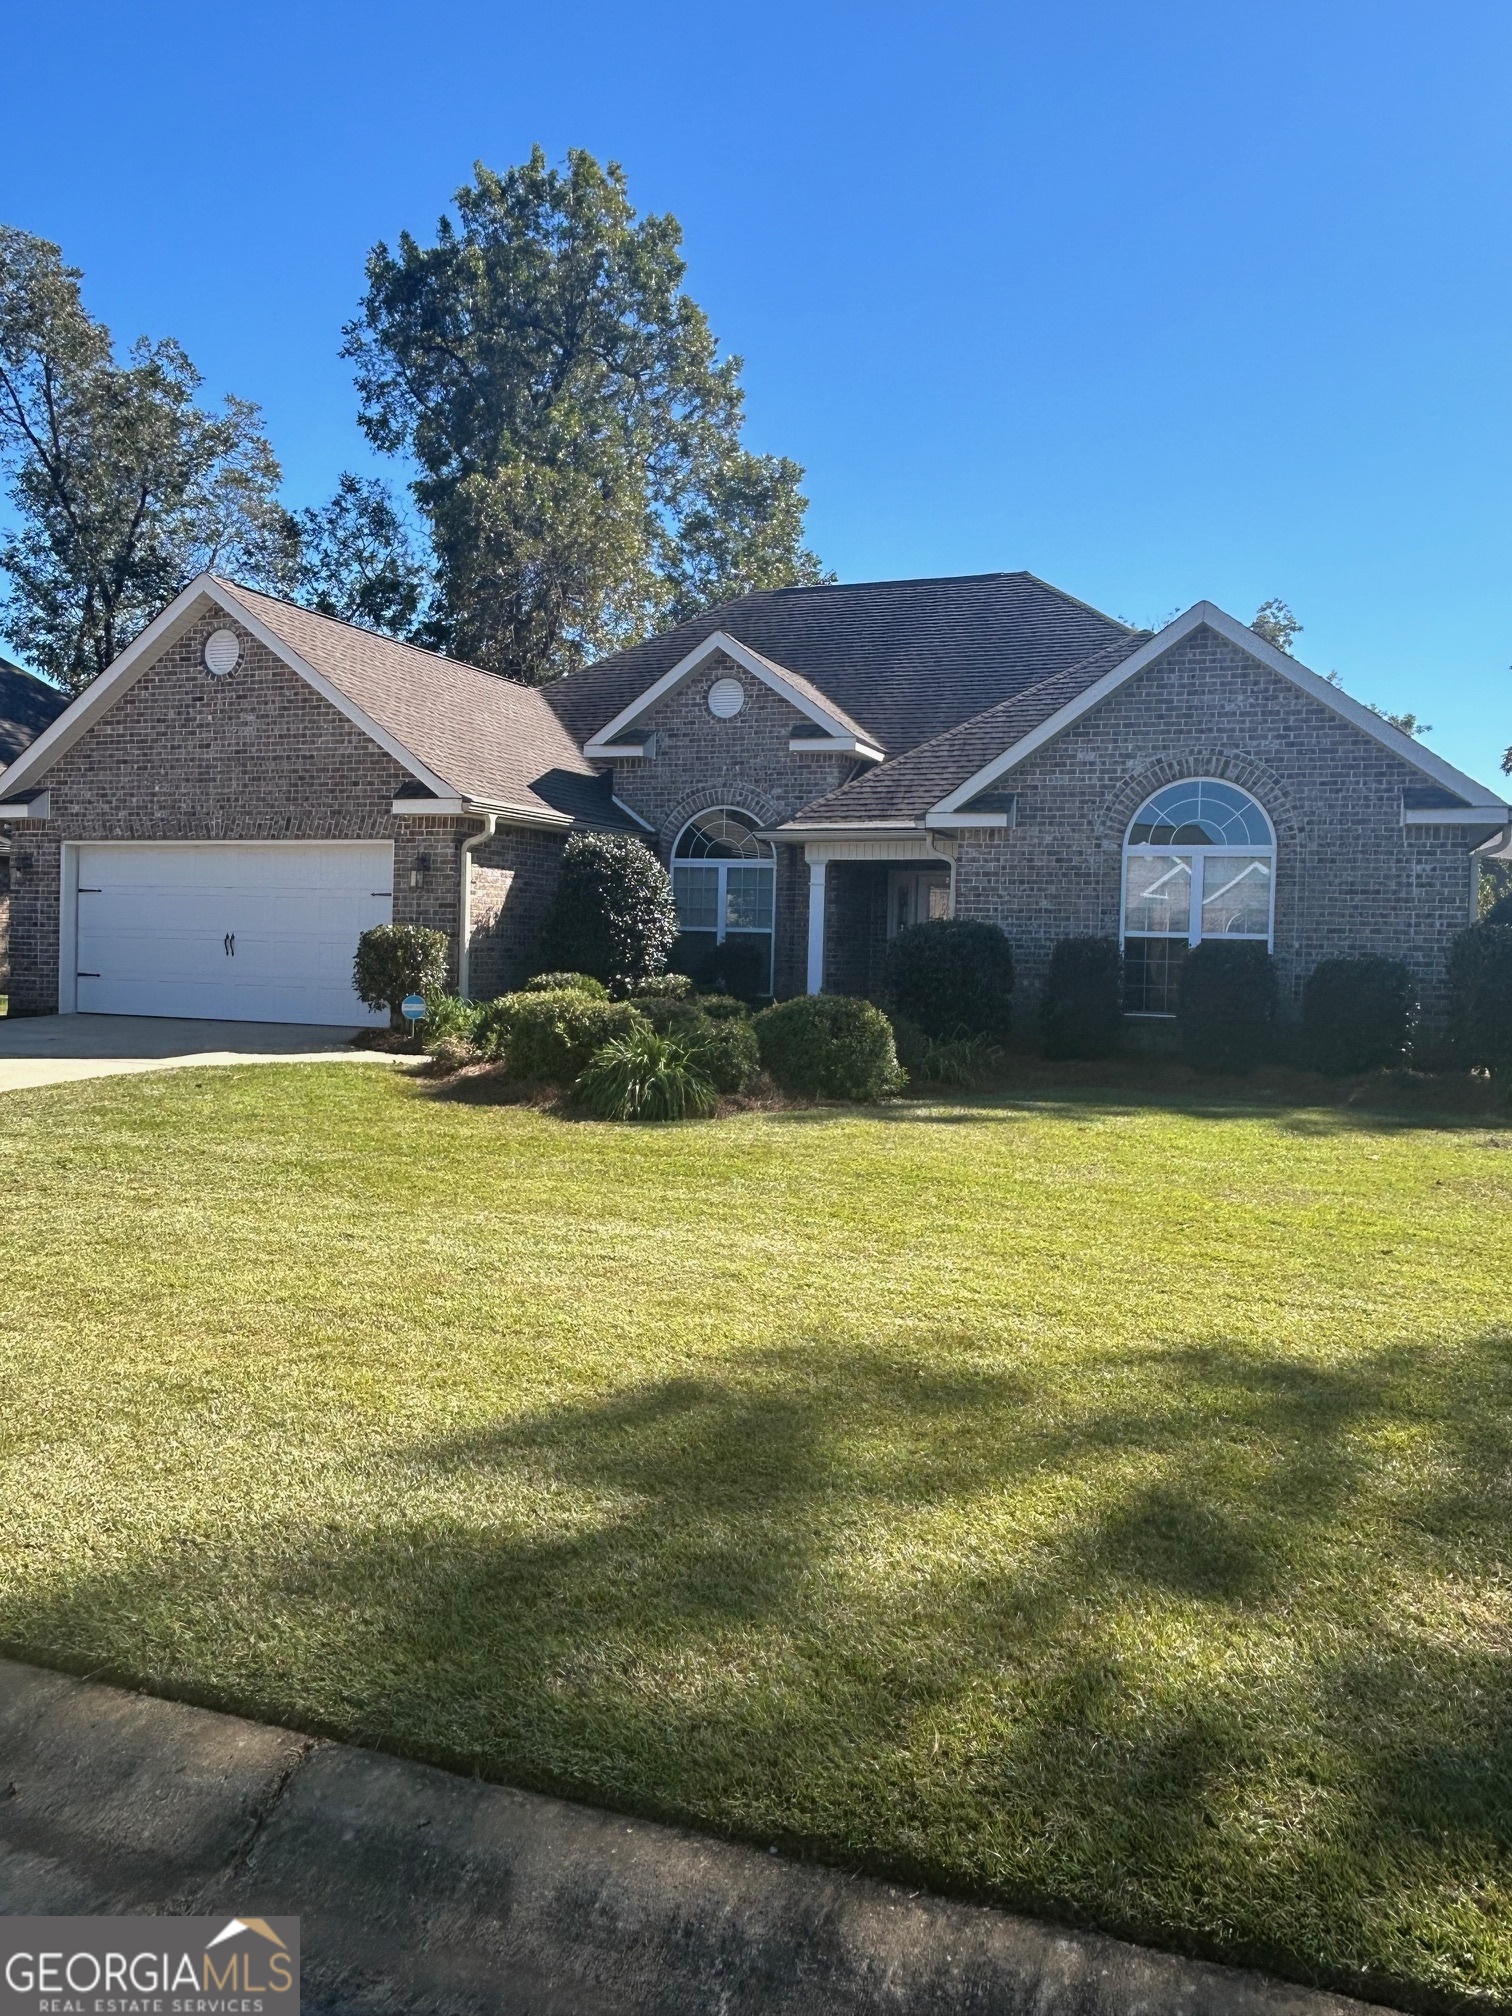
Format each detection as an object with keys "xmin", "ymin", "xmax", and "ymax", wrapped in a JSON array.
[
  {"xmin": 218, "ymin": 583, "xmax": 638, "ymax": 830},
  {"xmin": 542, "ymin": 572, "xmax": 1133, "ymax": 757},
  {"xmin": 0, "ymin": 657, "xmax": 68, "ymax": 769},
  {"xmin": 787, "ymin": 633, "xmax": 1152, "ymax": 825}
]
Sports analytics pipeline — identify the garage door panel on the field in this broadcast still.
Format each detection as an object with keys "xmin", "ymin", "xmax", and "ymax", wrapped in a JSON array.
[{"xmin": 74, "ymin": 844, "xmax": 394, "ymax": 1025}]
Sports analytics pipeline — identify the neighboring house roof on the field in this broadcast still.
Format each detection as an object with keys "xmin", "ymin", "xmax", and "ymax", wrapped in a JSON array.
[
  {"xmin": 543, "ymin": 572, "xmax": 1134, "ymax": 755},
  {"xmin": 0, "ymin": 656, "xmax": 69, "ymax": 768},
  {"xmin": 0, "ymin": 577, "xmax": 638, "ymax": 832},
  {"xmin": 785, "ymin": 633, "xmax": 1152, "ymax": 829}
]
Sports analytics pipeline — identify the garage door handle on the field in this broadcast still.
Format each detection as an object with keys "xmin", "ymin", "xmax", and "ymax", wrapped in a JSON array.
[{"xmin": 224, "ymin": 932, "xmax": 235, "ymax": 957}]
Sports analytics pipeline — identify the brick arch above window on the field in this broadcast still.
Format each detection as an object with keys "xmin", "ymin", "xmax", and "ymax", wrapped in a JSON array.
[
  {"xmin": 657, "ymin": 783, "xmax": 785, "ymax": 859},
  {"xmin": 1093, "ymin": 751, "xmax": 1305, "ymax": 855}
]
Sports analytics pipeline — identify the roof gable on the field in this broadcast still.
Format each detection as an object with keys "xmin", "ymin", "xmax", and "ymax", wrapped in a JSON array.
[
  {"xmin": 928, "ymin": 603, "xmax": 1510, "ymax": 821},
  {"xmin": 0, "ymin": 577, "xmax": 636, "ymax": 832}
]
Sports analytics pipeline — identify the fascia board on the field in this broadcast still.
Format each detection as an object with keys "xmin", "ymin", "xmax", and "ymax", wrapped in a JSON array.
[
  {"xmin": 1401, "ymin": 805, "xmax": 1509, "ymax": 824},
  {"xmin": 928, "ymin": 601, "xmax": 1509, "ymax": 817},
  {"xmin": 788, "ymin": 734, "xmax": 886, "ymax": 762},
  {"xmin": 760, "ymin": 821, "xmax": 924, "ymax": 843},
  {"xmin": 0, "ymin": 574, "xmax": 456, "ymax": 806},
  {"xmin": 612, "ymin": 795, "xmax": 654, "ymax": 831},
  {"xmin": 0, "ymin": 791, "xmax": 50, "ymax": 819},
  {"xmin": 586, "ymin": 630, "xmax": 867, "ymax": 747},
  {"xmin": 923, "ymin": 810, "xmax": 1009, "ymax": 828}
]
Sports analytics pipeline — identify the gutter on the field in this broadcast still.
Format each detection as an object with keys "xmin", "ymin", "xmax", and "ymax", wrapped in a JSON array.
[{"xmin": 457, "ymin": 812, "xmax": 497, "ymax": 1001}]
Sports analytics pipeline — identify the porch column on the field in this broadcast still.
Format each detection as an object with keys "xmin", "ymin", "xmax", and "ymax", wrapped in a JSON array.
[{"xmin": 806, "ymin": 856, "xmax": 827, "ymax": 994}]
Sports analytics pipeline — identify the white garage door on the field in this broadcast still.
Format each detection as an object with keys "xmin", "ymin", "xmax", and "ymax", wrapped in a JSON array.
[{"xmin": 74, "ymin": 843, "xmax": 394, "ymax": 1025}]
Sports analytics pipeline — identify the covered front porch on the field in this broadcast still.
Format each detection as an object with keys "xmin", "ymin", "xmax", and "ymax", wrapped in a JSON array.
[{"xmin": 792, "ymin": 832, "xmax": 958, "ymax": 996}]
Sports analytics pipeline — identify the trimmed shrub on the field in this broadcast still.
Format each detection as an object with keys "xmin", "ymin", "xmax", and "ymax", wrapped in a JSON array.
[
  {"xmin": 354, "ymin": 924, "xmax": 449, "ymax": 1031},
  {"xmin": 485, "ymin": 989, "xmax": 646, "ymax": 1082},
  {"xmin": 536, "ymin": 833, "xmax": 679, "ymax": 987},
  {"xmin": 575, "ymin": 1026, "xmax": 718, "ymax": 1122},
  {"xmin": 1481, "ymin": 891, "xmax": 1512, "ymax": 930},
  {"xmin": 1178, "ymin": 940, "xmax": 1277, "ymax": 1073},
  {"xmin": 520, "ymin": 970, "xmax": 609, "ymax": 998},
  {"xmin": 755, "ymin": 995, "xmax": 905, "ymax": 1101},
  {"xmin": 672, "ymin": 933, "xmax": 772, "ymax": 1002},
  {"xmin": 1302, "ymin": 956, "xmax": 1416, "ymax": 1074},
  {"xmin": 633, "ymin": 996, "xmax": 761, "ymax": 1093},
  {"xmin": 883, "ymin": 919, "xmax": 1014, "ymax": 1040},
  {"xmin": 694, "ymin": 994, "xmax": 752, "ymax": 1022},
  {"xmin": 627, "ymin": 972, "xmax": 693, "ymax": 1000},
  {"xmin": 1447, "ymin": 923, "xmax": 1512, "ymax": 1070},
  {"xmin": 1039, "ymin": 937, "xmax": 1123, "ymax": 1061}
]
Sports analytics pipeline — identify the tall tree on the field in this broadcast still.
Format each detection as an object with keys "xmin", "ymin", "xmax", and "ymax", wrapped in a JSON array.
[
  {"xmin": 1251, "ymin": 598, "xmax": 1302, "ymax": 654},
  {"xmin": 344, "ymin": 150, "xmax": 828, "ymax": 685},
  {"xmin": 293, "ymin": 473, "xmax": 429, "ymax": 637},
  {"xmin": 0, "ymin": 227, "xmax": 293, "ymax": 693}
]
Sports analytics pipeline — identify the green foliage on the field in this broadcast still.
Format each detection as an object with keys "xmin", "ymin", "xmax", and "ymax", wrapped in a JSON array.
[
  {"xmin": 884, "ymin": 919, "xmax": 1015, "ymax": 1040},
  {"xmin": 353, "ymin": 924, "xmax": 450, "ymax": 1031},
  {"xmin": 0, "ymin": 227, "xmax": 294, "ymax": 692},
  {"xmin": 575, "ymin": 1024, "xmax": 717, "ymax": 1122},
  {"xmin": 626, "ymin": 971, "xmax": 693, "ymax": 999},
  {"xmin": 1302, "ymin": 957, "xmax": 1416, "ymax": 1075},
  {"xmin": 635, "ymin": 997, "xmax": 761, "ymax": 1093},
  {"xmin": 755, "ymin": 995, "xmax": 905, "ymax": 1101},
  {"xmin": 520, "ymin": 970, "xmax": 609, "ymax": 998},
  {"xmin": 903, "ymin": 1030, "xmax": 1003, "ymax": 1088},
  {"xmin": 1447, "ymin": 923, "xmax": 1512, "ymax": 1071},
  {"xmin": 692, "ymin": 994, "xmax": 751, "ymax": 1022},
  {"xmin": 343, "ymin": 150, "xmax": 826, "ymax": 685},
  {"xmin": 537, "ymin": 832, "xmax": 679, "ymax": 986},
  {"xmin": 421, "ymin": 993, "xmax": 485, "ymax": 1054},
  {"xmin": 1478, "ymin": 859, "xmax": 1512, "ymax": 923},
  {"xmin": 1178, "ymin": 941, "xmax": 1277, "ymax": 1073},
  {"xmin": 1039, "ymin": 937, "xmax": 1123, "ymax": 1061},
  {"xmin": 293, "ymin": 473, "xmax": 429, "ymax": 638},
  {"xmin": 673, "ymin": 932, "xmax": 772, "ymax": 1002},
  {"xmin": 488, "ymin": 989, "xmax": 645, "ymax": 1083},
  {"xmin": 1251, "ymin": 598, "xmax": 1301, "ymax": 654}
]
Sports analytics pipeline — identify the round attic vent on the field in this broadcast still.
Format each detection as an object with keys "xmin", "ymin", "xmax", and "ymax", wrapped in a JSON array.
[
  {"xmin": 203, "ymin": 628, "xmax": 241, "ymax": 676},
  {"xmin": 707, "ymin": 676, "xmax": 745, "ymax": 719}
]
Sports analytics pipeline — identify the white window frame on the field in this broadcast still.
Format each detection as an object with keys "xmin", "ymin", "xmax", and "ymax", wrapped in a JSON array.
[
  {"xmin": 671, "ymin": 809, "xmax": 777, "ymax": 992},
  {"xmin": 1119, "ymin": 779, "xmax": 1276, "ymax": 1017}
]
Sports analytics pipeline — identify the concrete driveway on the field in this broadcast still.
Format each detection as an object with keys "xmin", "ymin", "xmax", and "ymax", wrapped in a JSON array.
[{"xmin": 0, "ymin": 1013, "xmax": 387, "ymax": 1092}]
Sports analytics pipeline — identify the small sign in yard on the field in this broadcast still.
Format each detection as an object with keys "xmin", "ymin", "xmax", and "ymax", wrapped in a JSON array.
[{"xmin": 401, "ymin": 994, "xmax": 427, "ymax": 1023}]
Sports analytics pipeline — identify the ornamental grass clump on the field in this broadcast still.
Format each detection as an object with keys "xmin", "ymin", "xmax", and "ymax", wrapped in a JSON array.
[
  {"xmin": 755, "ymin": 995, "xmax": 905, "ymax": 1101},
  {"xmin": 1302, "ymin": 956, "xmax": 1416, "ymax": 1074},
  {"xmin": 575, "ymin": 1024, "xmax": 717, "ymax": 1121},
  {"xmin": 1039, "ymin": 936, "xmax": 1123, "ymax": 1060},
  {"xmin": 634, "ymin": 996, "xmax": 761, "ymax": 1093},
  {"xmin": 884, "ymin": 919, "xmax": 1014, "ymax": 1040}
]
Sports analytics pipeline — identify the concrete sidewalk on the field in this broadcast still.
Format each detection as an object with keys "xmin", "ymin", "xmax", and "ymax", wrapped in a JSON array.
[
  {"xmin": 0, "ymin": 1658, "xmax": 1392, "ymax": 2016},
  {"xmin": 0, "ymin": 1013, "xmax": 386, "ymax": 1091}
]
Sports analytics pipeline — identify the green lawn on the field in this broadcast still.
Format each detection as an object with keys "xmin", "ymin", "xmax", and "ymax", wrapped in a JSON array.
[{"xmin": 1, "ymin": 1063, "xmax": 1509, "ymax": 2007}]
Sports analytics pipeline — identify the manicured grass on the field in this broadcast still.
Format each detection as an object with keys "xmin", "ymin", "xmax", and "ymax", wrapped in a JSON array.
[{"xmin": 1, "ymin": 1062, "xmax": 1509, "ymax": 2007}]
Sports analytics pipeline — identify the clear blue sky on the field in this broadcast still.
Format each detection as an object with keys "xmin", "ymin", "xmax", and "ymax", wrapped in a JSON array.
[{"xmin": 5, "ymin": 0, "xmax": 1511, "ymax": 786}]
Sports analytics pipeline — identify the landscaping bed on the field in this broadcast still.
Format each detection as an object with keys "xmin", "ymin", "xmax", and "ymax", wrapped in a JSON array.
[{"xmin": 0, "ymin": 1061, "xmax": 1508, "ymax": 2008}]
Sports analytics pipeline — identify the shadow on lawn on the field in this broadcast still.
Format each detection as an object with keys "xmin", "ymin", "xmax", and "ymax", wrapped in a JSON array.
[{"xmin": 7, "ymin": 1336, "xmax": 1512, "ymax": 2010}]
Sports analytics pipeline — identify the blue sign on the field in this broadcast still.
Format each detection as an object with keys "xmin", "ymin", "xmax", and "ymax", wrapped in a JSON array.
[{"xmin": 401, "ymin": 994, "xmax": 427, "ymax": 1023}]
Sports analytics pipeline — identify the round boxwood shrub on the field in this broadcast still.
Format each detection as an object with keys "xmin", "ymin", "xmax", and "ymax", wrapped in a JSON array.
[
  {"xmin": 486, "ymin": 989, "xmax": 646, "ymax": 1082},
  {"xmin": 536, "ymin": 832, "xmax": 679, "ymax": 987},
  {"xmin": 354, "ymin": 924, "xmax": 450, "ymax": 1031},
  {"xmin": 755, "ymin": 995, "xmax": 905, "ymax": 1101},
  {"xmin": 633, "ymin": 997, "xmax": 761, "ymax": 1093},
  {"xmin": 1178, "ymin": 940, "xmax": 1277, "ymax": 1072},
  {"xmin": 1302, "ymin": 956, "xmax": 1415, "ymax": 1074},
  {"xmin": 883, "ymin": 919, "xmax": 1014, "ymax": 1040},
  {"xmin": 520, "ymin": 970, "xmax": 608, "ymax": 998},
  {"xmin": 1039, "ymin": 936, "xmax": 1123, "ymax": 1060},
  {"xmin": 1447, "ymin": 923, "xmax": 1512, "ymax": 1070}
]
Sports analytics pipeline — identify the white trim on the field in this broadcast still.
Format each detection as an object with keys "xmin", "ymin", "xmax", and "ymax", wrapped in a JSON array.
[
  {"xmin": 806, "ymin": 858, "xmax": 826, "ymax": 994},
  {"xmin": 0, "ymin": 792, "xmax": 49, "ymax": 820},
  {"xmin": 393, "ymin": 795, "xmax": 466, "ymax": 816},
  {"xmin": 1401, "ymin": 806, "xmax": 1508, "ymax": 825},
  {"xmin": 0, "ymin": 575, "xmax": 456, "ymax": 806},
  {"xmin": 589, "ymin": 742, "xmax": 650, "ymax": 759},
  {"xmin": 584, "ymin": 631, "xmax": 878, "ymax": 756},
  {"xmin": 389, "ymin": 792, "xmax": 575, "ymax": 832},
  {"xmin": 788, "ymin": 734, "xmax": 885, "ymax": 763},
  {"xmin": 57, "ymin": 843, "xmax": 79, "ymax": 1014},
  {"xmin": 923, "ymin": 810, "xmax": 1009, "ymax": 828},
  {"xmin": 928, "ymin": 601, "xmax": 1511, "ymax": 819},
  {"xmin": 612, "ymin": 795, "xmax": 654, "ymax": 832},
  {"xmin": 763, "ymin": 822, "xmax": 924, "ymax": 843}
]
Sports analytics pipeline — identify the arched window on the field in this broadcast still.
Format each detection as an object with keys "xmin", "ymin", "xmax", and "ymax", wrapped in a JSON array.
[
  {"xmin": 1121, "ymin": 780, "xmax": 1275, "ymax": 1015},
  {"xmin": 671, "ymin": 808, "xmax": 776, "ymax": 992}
]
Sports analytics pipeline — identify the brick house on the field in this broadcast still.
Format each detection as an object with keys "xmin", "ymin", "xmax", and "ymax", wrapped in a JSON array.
[
  {"xmin": 0, "ymin": 569, "xmax": 1505, "ymax": 1026},
  {"xmin": 0, "ymin": 656, "xmax": 69, "ymax": 995}
]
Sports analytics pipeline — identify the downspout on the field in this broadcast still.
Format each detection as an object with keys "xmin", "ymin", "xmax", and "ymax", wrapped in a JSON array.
[
  {"xmin": 926, "ymin": 830, "xmax": 959, "ymax": 915},
  {"xmin": 457, "ymin": 811, "xmax": 497, "ymax": 1001}
]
